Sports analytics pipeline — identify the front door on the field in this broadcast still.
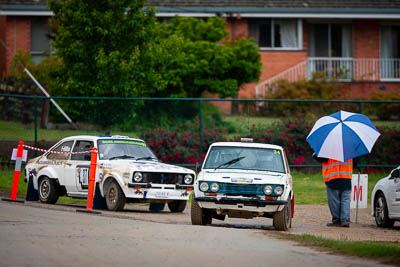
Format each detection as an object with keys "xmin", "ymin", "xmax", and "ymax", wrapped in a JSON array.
[
  {"xmin": 389, "ymin": 176, "xmax": 400, "ymax": 216},
  {"xmin": 64, "ymin": 140, "xmax": 93, "ymax": 194}
]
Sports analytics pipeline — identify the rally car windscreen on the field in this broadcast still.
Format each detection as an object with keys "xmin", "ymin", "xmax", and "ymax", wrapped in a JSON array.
[
  {"xmin": 97, "ymin": 139, "xmax": 158, "ymax": 161},
  {"xmin": 203, "ymin": 146, "xmax": 285, "ymax": 173}
]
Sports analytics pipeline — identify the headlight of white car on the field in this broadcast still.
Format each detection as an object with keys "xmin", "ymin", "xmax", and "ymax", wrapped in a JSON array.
[
  {"xmin": 264, "ymin": 185, "xmax": 273, "ymax": 195},
  {"xmin": 184, "ymin": 174, "xmax": 193, "ymax": 184},
  {"xmin": 274, "ymin": 185, "xmax": 284, "ymax": 196},
  {"xmin": 199, "ymin": 182, "xmax": 209, "ymax": 192},
  {"xmin": 210, "ymin": 182, "xmax": 219, "ymax": 192},
  {"xmin": 133, "ymin": 172, "xmax": 143, "ymax": 183}
]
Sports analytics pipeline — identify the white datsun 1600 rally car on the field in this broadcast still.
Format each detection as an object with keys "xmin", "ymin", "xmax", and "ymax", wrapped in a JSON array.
[
  {"xmin": 191, "ymin": 139, "xmax": 294, "ymax": 231},
  {"xmin": 25, "ymin": 135, "xmax": 195, "ymax": 212}
]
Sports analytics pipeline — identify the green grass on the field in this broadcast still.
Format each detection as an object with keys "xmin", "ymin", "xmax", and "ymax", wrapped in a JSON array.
[
  {"xmin": 0, "ymin": 121, "xmax": 140, "ymax": 141},
  {"xmin": 276, "ymin": 233, "xmax": 400, "ymax": 265},
  {"xmin": 0, "ymin": 169, "xmax": 85, "ymax": 204}
]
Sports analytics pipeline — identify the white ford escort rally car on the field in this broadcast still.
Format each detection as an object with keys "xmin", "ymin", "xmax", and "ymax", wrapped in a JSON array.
[
  {"xmin": 191, "ymin": 140, "xmax": 294, "ymax": 230},
  {"xmin": 25, "ymin": 135, "xmax": 195, "ymax": 212}
]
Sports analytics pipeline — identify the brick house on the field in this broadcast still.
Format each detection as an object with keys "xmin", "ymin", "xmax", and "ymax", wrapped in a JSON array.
[{"xmin": 1, "ymin": 0, "xmax": 400, "ymax": 108}]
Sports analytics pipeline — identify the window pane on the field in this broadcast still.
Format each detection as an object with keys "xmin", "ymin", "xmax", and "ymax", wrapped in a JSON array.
[
  {"xmin": 47, "ymin": 141, "xmax": 73, "ymax": 160},
  {"xmin": 312, "ymin": 24, "xmax": 329, "ymax": 57},
  {"xmin": 71, "ymin": 141, "xmax": 93, "ymax": 161},
  {"xmin": 275, "ymin": 19, "xmax": 297, "ymax": 48},
  {"xmin": 30, "ymin": 17, "xmax": 51, "ymax": 52},
  {"xmin": 248, "ymin": 18, "xmax": 272, "ymax": 47},
  {"xmin": 331, "ymin": 24, "xmax": 342, "ymax": 57},
  {"xmin": 274, "ymin": 23, "xmax": 281, "ymax": 47},
  {"xmin": 259, "ymin": 22, "xmax": 272, "ymax": 47}
]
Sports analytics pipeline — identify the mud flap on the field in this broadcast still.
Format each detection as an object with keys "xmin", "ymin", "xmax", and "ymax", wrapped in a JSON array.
[
  {"xmin": 149, "ymin": 203, "xmax": 165, "ymax": 211},
  {"xmin": 26, "ymin": 175, "xmax": 39, "ymax": 201},
  {"xmin": 291, "ymin": 193, "xmax": 295, "ymax": 218},
  {"xmin": 93, "ymin": 182, "xmax": 107, "ymax": 210}
]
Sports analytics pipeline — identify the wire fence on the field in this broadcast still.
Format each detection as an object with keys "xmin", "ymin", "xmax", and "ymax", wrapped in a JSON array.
[{"xmin": 0, "ymin": 93, "xmax": 399, "ymax": 171}]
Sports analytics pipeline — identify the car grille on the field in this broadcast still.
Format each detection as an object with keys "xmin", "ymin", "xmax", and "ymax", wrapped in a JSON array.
[
  {"xmin": 140, "ymin": 172, "xmax": 184, "ymax": 184},
  {"xmin": 219, "ymin": 183, "xmax": 265, "ymax": 195}
]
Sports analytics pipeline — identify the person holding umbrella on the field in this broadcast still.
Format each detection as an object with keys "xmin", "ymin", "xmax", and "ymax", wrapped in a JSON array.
[
  {"xmin": 312, "ymin": 153, "xmax": 357, "ymax": 227},
  {"xmin": 307, "ymin": 110, "xmax": 380, "ymax": 228}
]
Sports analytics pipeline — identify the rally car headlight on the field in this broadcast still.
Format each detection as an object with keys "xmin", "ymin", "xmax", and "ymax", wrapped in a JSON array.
[
  {"xmin": 210, "ymin": 182, "xmax": 219, "ymax": 192},
  {"xmin": 264, "ymin": 185, "xmax": 273, "ymax": 195},
  {"xmin": 274, "ymin": 185, "xmax": 284, "ymax": 196},
  {"xmin": 133, "ymin": 172, "xmax": 143, "ymax": 182},
  {"xmin": 184, "ymin": 174, "xmax": 193, "ymax": 185},
  {"xmin": 199, "ymin": 182, "xmax": 209, "ymax": 192}
]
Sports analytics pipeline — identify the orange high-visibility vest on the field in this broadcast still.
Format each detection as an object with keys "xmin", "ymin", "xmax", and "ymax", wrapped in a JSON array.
[{"xmin": 322, "ymin": 159, "xmax": 353, "ymax": 182}]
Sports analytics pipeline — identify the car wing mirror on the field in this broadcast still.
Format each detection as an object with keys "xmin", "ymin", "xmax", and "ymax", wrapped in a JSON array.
[{"xmin": 390, "ymin": 169, "xmax": 400, "ymax": 179}]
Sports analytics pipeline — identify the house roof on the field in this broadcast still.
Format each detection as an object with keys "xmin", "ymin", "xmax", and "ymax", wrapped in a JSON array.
[{"xmin": 1, "ymin": 0, "xmax": 400, "ymax": 18}]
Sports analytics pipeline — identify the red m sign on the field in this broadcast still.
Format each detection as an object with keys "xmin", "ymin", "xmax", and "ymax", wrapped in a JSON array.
[{"xmin": 353, "ymin": 185, "xmax": 363, "ymax": 201}]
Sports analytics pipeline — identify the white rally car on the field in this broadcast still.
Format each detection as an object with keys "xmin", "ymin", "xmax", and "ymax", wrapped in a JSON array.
[
  {"xmin": 191, "ymin": 139, "xmax": 294, "ymax": 231},
  {"xmin": 371, "ymin": 166, "xmax": 400, "ymax": 228},
  {"xmin": 25, "ymin": 135, "xmax": 195, "ymax": 212}
]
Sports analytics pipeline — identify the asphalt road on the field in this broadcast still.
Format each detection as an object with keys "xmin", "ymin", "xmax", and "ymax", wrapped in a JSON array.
[{"xmin": 0, "ymin": 201, "xmax": 389, "ymax": 267}]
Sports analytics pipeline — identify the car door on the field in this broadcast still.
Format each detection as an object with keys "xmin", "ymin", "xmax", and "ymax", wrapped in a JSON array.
[
  {"xmin": 389, "ymin": 172, "xmax": 400, "ymax": 216},
  {"xmin": 45, "ymin": 140, "xmax": 74, "ymax": 186},
  {"xmin": 64, "ymin": 140, "xmax": 93, "ymax": 194}
]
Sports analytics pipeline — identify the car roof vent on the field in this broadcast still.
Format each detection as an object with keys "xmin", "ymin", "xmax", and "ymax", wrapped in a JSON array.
[{"xmin": 240, "ymin": 138, "xmax": 253, "ymax": 143}]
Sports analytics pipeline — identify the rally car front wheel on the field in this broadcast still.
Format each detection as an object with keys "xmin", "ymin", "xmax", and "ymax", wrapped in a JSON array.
[
  {"xmin": 273, "ymin": 196, "xmax": 292, "ymax": 231},
  {"xmin": 191, "ymin": 198, "xmax": 212, "ymax": 225},
  {"xmin": 105, "ymin": 180, "xmax": 126, "ymax": 211}
]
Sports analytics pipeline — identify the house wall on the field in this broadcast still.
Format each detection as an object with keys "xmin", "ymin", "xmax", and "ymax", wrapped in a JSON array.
[
  {"xmin": 0, "ymin": 16, "xmax": 6, "ymax": 79},
  {"xmin": 0, "ymin": 16, "xmax": 30, "ymax": 77},
  {"xmin": 354, "ymin": 20, "xmax": 380, "ymax": 59},
  {"xmin": 340, "ymin": 82, "xmax": 400, "ymax": 99}
]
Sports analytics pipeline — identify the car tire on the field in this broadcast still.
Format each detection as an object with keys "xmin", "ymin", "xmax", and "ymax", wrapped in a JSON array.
[
  {"xmin": 191, "ymin": 198, "xmax": 212, "ymax": 225},
  {"xmin": 273, "ymin": 196, "xmax": 292, "ymax": 231},
  {"xmin": 38, "ymin": 176, "xmax": 59, "ymax": 204},
  {"xmin": 374, "ymin": 193, "xmax": 395, "ymax": 228},
  {"xmin": 167, "ymin": 200, "xmax": 187, "ymax": 213},
  {"xmin": 105, "ymin": 180, "xmax": 126, "ymax": 211}
]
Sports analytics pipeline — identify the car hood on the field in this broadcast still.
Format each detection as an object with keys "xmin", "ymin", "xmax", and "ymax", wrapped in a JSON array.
[
  {"xmin": 199, "ymin": 169, "xmax": 285, "ymax": 184},
  {"xmin": 125, "ymin": 160, "xmax": 194, "ymax": 174}
]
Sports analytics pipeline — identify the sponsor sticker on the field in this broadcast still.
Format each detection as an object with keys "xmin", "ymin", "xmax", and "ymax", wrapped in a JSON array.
[{"xmin": 231, "ymin": 178, "xmax": 253, "ymax": 183}]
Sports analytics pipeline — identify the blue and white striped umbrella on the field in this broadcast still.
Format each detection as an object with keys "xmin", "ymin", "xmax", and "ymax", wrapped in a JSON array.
[{"xmin": 307, "ymin": 110, "xmax": 380, "ymax": 162}]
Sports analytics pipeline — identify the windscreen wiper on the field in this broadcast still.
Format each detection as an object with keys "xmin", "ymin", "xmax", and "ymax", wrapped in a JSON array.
[
  {"xmin": 109, "ymin": 155, "xmax": 136, "ymax": 160},
  {"xmin": 215, "ymin": 156, "xmax": 246, "ymax": 170}
]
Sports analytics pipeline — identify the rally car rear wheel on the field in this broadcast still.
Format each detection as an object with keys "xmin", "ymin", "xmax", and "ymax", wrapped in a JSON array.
[
  {"xmin": 105, "ymin": 180, "xmax": 126, "ymax": 211},
  {"xmin": 38, "ymin": 176, "xmax": 59, "ymax": 204},
  {"xmin": 168, "ymin": 200, "xmax": 187, "ymax": 213},
  {"xmin": 191, "ymin": 198, "xmax": 212, "ymax": 225},
  {"xmin": 273, "ymin": 196, "xmax": 292, "ymax": 231}
]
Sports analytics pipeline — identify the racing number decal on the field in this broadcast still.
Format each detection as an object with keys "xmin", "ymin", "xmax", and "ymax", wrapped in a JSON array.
[{"xmin": 76, "ymin": 167, "xmax": 89, "ymax": 189}]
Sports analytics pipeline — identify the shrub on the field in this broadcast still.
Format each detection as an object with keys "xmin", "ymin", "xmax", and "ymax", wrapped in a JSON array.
[
  {"xmin": 364, "ymin": 92, "xmax": 400, "ymax": 120},
  {"xmin": 143, "ymin": 116, "xmax": 399, "ymax": 168}
]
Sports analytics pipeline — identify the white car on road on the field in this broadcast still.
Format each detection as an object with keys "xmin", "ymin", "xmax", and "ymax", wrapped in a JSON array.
[
  {"xmin": 371, "ymin": 166, "xmax": 400, "ymax": 228},
  {"xmin": 191, "ymin": 140, "xmax": 294, "ymax": 230},
  {"xmin": 25, "ymin": 135, "xmax": 195, "ymax": 212}
]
